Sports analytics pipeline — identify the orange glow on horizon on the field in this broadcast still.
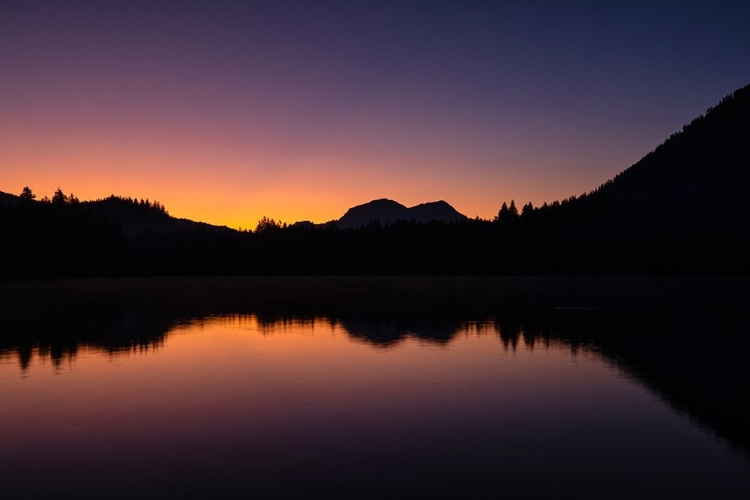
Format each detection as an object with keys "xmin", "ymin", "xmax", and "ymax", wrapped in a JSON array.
[
  {"xmin": 0, "ymin": 67, "xmax": 638, "ymax": 229},
  {"xmin": 0, "ymin": 107, "xmax": 618, "ymax": 228},
  {"xmin": 2, "ymin": 153, "xmax": 607, "ymax": 229}
]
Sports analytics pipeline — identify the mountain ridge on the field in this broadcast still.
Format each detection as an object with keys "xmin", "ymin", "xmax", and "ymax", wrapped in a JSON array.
[{"xmin": 336, "ymin": 198, "xmax": 466, "ymax": 229}]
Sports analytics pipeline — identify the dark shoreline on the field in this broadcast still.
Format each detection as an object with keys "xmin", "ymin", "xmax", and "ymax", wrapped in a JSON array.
[{"xmin": 2, "ymin": 275, "xmax": 748, "ymax": 317}]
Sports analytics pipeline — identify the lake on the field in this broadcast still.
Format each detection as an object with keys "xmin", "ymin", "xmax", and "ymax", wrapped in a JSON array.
[{"xmin": 1, "ymin": 277, "xmax": 749, "ymax": 498}]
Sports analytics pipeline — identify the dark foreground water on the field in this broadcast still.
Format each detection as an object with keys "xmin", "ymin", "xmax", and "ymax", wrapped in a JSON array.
[{"xmin": 1, "ymin": 278, "xmax": 749, "ymax": 498}]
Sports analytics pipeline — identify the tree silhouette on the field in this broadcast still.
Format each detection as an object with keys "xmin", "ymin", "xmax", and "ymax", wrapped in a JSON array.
[
  {"xmin": 508, "ymin": 200, "xmax": 519, "ymax": 218},
  {"xmin": 52, "ymin": 188, "xmax": 67, "ymax": 206},
  {"xmin": 19, "ymin": 186, "xmax": 36, "ymax": 201},
  {"xmin": 495, "ymin": 202, "xmax": 509, "ymax": 223},
  {"xmin": 495, "ymin": 200, "xmax": 520, "ymax": 224},
  {"xmin": 255, "ymin": 216, "xmax": 281, "ymax": 234},
  {"xmin": 521, "ymin": 202, "xmax": 534, "ymax": 217}
]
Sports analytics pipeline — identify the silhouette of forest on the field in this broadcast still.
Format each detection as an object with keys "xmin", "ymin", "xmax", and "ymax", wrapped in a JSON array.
[{"xmin": 1, "ymin": 83, "xmax": 749, "ymax": 277}]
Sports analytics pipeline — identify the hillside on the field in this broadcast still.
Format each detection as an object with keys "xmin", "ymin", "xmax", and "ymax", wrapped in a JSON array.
[
  {"xmin": 82, "ymin": 196, "xmax": 233, "ymax": 240},
  {"xmin": 0, "ymin": 191, "xmax": 232, "ymax": 240},
  {"xmin": 589, "ymin": 83, "xmax": 750, "ymax": 217},
  {"xmin": 490, "ymin": 82, "xmax": 750, "ymax": 273}
]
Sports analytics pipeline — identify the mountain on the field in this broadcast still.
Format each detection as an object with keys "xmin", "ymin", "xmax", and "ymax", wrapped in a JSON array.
[
  {"xmin": 503, "ymin": 82, "xmax": 750, "ymax": 274},
  {"xmin": 587, "ymin": 82, "xmax": 750, "ymax": 218},
  {"xmin": 337, "ymin": 199, "xmax": 408, "ymax": 228},
  {"xmin": 407, "ymin": 200, "xmax": 466, "ymax": 224},
  {"xmin": 337, "ymin": 198, "xmax": 466, "ymax": 228}
]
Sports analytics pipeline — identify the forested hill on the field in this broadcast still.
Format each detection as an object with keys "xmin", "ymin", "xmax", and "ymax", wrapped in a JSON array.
[
  {"xmin": 82, "ymin": 195, "xmax": 234, "ymax": 239},
  {"xmin": 519, "ymin": 82, "xmax": 750, "ymax": 273},
  {"xmin": 0, "ymin": 193, "xmax": 236, "ymax": 277},
  {"xmin": 589, "ymin": 82, "xmax": 750, "ymax": 217},
  {"xmin": 0, "ymin": 192, "xmax": 233, "ymax": 240}
]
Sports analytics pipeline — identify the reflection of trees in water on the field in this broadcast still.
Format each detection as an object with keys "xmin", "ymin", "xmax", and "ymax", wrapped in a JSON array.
[
  {"xmin": 193, "ymin": 309, "xmax": 750, "ymax": 459},
  {"xmin": 0, "ymin": 309, "xmax": 172, "ymax": 372},
  {"xmin": 215, "ymin": 312, "xmax": 569, "ymax": 350},
  {"xmin": 1, "ymin": 310, "xmax": 601, "ymax": 369},
  {"xmin": 9, "ymin": 337, "xmax": 166, "ymax": 372},
  {"xmin": 1, "ymin": 306, "xmax": 748, "ymax": 459}
]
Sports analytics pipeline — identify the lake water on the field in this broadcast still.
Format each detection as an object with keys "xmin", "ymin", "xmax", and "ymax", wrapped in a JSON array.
[{"xmin": 1, "ymin": 311, "xmax": 749, "ymax": 498}]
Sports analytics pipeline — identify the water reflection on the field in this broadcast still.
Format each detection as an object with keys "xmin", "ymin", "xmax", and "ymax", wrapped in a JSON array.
[
  {"xmin": 1, "ymin": 314, "xmax": 748, "ymax": 498},
  {"xmin": 2, "ymin": 305, "xmax": 749, "ymax": 465},
  {"xmin": 0, "ymin": 310, "xmax": 174, "ymax": 371},
  {"xmin": 1, "ymin": 313, "xmax": 597, "ymax": 370}
]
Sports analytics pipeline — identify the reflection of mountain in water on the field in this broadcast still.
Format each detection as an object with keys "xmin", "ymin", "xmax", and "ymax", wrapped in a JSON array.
[
  {"xmin": 339, "ymin": 317, "xmax": 459, "ymax": 346},
  {"xmin": 1, "ymin": 284, "xmax": 749, "ymax": 459}
]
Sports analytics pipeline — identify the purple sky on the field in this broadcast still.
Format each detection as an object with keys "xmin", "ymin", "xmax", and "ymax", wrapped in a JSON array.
[{"xmin": 2, "ymin": 1, "xmax": 749, "ymax": 226}]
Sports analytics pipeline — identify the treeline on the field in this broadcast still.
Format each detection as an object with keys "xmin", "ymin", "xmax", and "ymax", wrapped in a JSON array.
[
  {"xmin": 17, "ymin": 186, "xmax": 169, "ymax": 215},
  {"xmin": 1, "ymin": 185, "xmax": 747, "ymax": 277}
]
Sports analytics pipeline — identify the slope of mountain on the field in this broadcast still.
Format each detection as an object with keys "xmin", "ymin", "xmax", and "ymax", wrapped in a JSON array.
[
  {"xmin": 588, "ymin": 82, "xmax": 750, "ymax": 217},
  {"xmin": 337, "ymin": 198, "xmax": 466, "ymax": 228},
  {"xmin": 500, "ymin": 82, "xmax": 750, "ymax": 274}
]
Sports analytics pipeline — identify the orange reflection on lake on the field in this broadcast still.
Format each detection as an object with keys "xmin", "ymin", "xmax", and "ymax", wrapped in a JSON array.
[{"xmin": 1, "ymin": 314, "xmax": 749, "ymax": 499}]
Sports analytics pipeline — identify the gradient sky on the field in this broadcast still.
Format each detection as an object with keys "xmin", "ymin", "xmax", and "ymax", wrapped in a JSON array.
[{"xmin": 2, "ymin": 1, "xmax": 749, "ymax": 227}]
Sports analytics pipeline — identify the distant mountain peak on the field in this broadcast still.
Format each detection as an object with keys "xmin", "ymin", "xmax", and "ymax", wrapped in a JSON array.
[
  {"xmin": 337, "ymin": 198, "xmax": 466, "ymax": 229},
  {"xmin": 353, "ymin": 198, "xmax": 407, "ymax": 208},
  {"xmin": 411, "ymin": 200, "xmax": 451, "ymax": 208}
]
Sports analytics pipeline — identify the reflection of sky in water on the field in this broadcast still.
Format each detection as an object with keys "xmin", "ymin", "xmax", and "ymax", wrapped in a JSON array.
[{"xmin": 1, "ymin": 315, "xmax": 749, "ymax": 499}]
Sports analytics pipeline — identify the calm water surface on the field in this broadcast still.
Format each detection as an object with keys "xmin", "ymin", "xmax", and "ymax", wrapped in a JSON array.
[{"xmin": 1, "ymin": 314, "xmax": 749, "ymax": 498}]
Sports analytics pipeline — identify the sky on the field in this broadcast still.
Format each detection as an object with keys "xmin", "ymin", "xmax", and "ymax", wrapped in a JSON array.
[{"xmin": 1, "ymin": 1, "xmax": 749, "ymax": 228}]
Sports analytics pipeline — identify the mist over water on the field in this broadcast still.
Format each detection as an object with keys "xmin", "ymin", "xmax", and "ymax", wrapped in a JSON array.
[{"xmin": 2, "ymin": 309, "xmax": 749, "ymax": 499}]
